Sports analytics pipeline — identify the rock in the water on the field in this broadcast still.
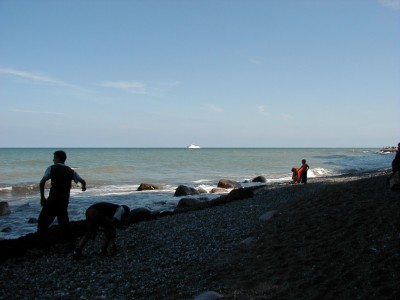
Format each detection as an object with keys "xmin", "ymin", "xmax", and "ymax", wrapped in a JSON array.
[
  {"xmin": 174, "ymin": 185, "xmax": 200, "ymax": 197},
  {"xmin": 137, "ymin": 183, "xmax": 161, "ymax": 191},
  {"xmin": 1, "ymin": 227, "xmax": 11, "ymax": 233},
  {"xmin": 0, "ymin": 202, "xmax": 11, "ymax": 216},
  {"xmin": 197, "ymin": 187, "xmax": 208, "ymax": 194},
  {"xmin": 252, "ymin": 175, "xmax": 266, "ymax": 183},
  {"xmin": 210, "ymin": 187, "xmax": 228, "ymax": 194},
  {"xmin": 217, "ymin": 179, "xmax": 241, "ymax": 189}
]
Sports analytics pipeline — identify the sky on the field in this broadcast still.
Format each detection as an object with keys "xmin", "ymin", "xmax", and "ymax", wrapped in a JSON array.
[{"xmin": 0, "ymin": 0, "xmax": 399, "ymax": 148}]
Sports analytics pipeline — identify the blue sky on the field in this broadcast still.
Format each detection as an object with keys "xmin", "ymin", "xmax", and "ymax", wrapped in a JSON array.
[{"xmin": 1, "ymin": 0, "xmax": 399, "ymax": 148}]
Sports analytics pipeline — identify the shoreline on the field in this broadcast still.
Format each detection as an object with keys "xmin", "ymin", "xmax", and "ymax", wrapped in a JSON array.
[
  {"xmin": 1, "ymin": 169, "xmax": 399, "ymax": 299},
  {"xmin": 0, "ymin": 168, "xmax": 389, "ymax": 244}
]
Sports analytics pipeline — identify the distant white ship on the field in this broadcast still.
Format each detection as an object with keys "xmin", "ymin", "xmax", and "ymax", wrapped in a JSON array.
[{"xmin": 187, "ymin": 144, "xmax": 200, "ymax": 149}]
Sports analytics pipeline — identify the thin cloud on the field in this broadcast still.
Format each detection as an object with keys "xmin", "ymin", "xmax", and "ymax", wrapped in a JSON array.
[
  {"xmin": 162, "ymin": 80, "xmax": 181, "ymax": 88},
  {"xmin": 246, "ymin": 56, "xmax": 263, "ymax": 65},
  {"xmin": 0, "ymin": 67, "xmax": 86, "ymax": 95},
  {"xmin": 1, "ymin": 67, "xmax": 177, "ymax": 98},
  {"xmin": 378, "ymin": 0, "xmax": 400, "ymax": 10},
  {"xmin": 238, "ymin": 53, "xmax": 263, "ymax": 65},
  {"xmin": 279, "ymin": 113, "xmax": 294, "ymax": 121},
  {"xmin": 8, "ymin": 109, "xmax": 65, "ymax": 115},
  {"xmin": 96, "ymin": 81, "xmax": 146, "ymax": 93},
  {"xmin": 206, "ymin": 104, "xmax": 224, "ymax": 113},
  {"xmin": 8, "ymin": 108, "xmax": 65, "ymax": 115},
  {"xmin": 0, "ymin": 67, "xmax": 66, "ymax": 85},
  {"xmin": 96, "ymin": 80, "xmax": 179, "ymax": 96},
  {"xmin": 257, "ymin": 105, "xmax": 268, "ymax": 115}
]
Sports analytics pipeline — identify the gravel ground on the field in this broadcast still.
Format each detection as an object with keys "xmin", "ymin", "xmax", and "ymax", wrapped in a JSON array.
[{"xmin": 1, "ymin": 169, "xmax": 398, "ymax": 299}]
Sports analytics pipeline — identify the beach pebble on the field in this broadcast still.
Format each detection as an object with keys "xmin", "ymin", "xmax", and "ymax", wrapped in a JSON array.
[
  {"xmin": 259, "ymin": 210, "xmax": 277, "ymax": 221},
  {"xmin": 193, "ymin": 291, "xmax": 224, "ymax": 300},
  {"xmin": 239, "ymin": 236, "xmax": 257, "ymax": 248},
  {"xmin": 1, "ymin": 171, "xmax": 393, "ymax": 299}
]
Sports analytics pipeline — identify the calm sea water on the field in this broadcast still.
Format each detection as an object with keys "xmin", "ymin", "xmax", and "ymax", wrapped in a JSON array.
[{"xmin": 0, "ymin": 148, "xmax": 394, "ymax": 239}]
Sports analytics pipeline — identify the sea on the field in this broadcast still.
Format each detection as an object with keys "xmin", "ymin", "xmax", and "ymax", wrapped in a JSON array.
[{"xmin": 0, "ymin": 148, "xmax": 394, "ymax": 240}]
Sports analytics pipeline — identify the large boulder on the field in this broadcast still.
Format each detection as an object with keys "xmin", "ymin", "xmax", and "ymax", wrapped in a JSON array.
[
  {"xmin": 137, "ymin": 183, "xmax": 161, "ymax": 191},
  {"xmin": 174, "ymin": 185, "xmax": 200, "ymax": 197},
  {"xmin": 0, "ymin": 202, "xmax": 11, "ymax": 216},
  {"xmin": 177, "ymin": 198, "xmax": 209, "ymax": 209},
  {"xmin": 217, "ymin": 179, "xmax": 241, "ymax": 189},
  {"xmin": 252, "ymin": 175, "xmax": 266, "ymax": 183},
  {"xmin": 129, "ymin": 207, "xmax": 152, "ymax": 222},
  {"xmin": 209, "ymin": 186, "xmax": 262, "ymax": 206},
  {"xmin": 225, "ymin": 187, "xmax": 255, "ymax": 201},
  {"xmin": 210, "ymin": 187, "xmax": 228, "ymax": 194},
  {"xmin": 197, "ymin": 187, "xmax": 208, "ymax": 194}
]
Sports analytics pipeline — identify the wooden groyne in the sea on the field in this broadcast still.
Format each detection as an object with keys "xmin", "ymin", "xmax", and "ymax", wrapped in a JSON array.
[{"xmin": 379, "ymin": 146, "xmax": 397, "ymax": 153}]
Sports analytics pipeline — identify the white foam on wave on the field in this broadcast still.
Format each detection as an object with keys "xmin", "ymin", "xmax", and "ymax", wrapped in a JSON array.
[
  {"xmin": 70, "ymin": 183, "xmax": 182, "ymax": 198},
  {"xmin": 265, "ymin": 168, "xmax": 333, "ymax": 182},
  {"xmin": 0, "ymin": 186, "xmax": 12, "ymax": 192},
  {"xmin": 309, "ymin": 168, "xmax": 333, "ymax": 177},
  {"xmin": 193, "ymin": 179, "xmax": 214, "ymax": 184},
  {"xmin": 59, "ymin": 168, "xmax": 337, "ymax": 200},
  {"xmin": 267, "ymin": 177, "xmax": 292, "ymax": 183},
  {"xmin": 197, "ymin": 184, "xmax": 231, "ymax": 193}
]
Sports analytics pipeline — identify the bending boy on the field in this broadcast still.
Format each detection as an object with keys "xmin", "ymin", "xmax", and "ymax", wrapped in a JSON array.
[{"xmin": 73, "ymin": 202, "xmax": 130, "ymax": 258}]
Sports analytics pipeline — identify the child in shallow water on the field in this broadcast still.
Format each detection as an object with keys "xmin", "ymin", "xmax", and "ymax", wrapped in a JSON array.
[
  {"xmin": 300, "ymin": 159, "xmax": 310, "ymax": 184},
  {"xmin": 290, "ymin": 168, "xmax": 302, "ymax": 184}
]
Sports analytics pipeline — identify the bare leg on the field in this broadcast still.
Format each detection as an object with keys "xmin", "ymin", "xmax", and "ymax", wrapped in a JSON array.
[
  {"xmin": 100, "ymin": 227, "xmax": 116, "ymax": 255},
  {"xmin": 73, "ymin": 208, "xmax": 100, "ymax": 259}
]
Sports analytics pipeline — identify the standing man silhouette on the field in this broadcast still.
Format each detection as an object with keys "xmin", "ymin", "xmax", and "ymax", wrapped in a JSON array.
[{"xmin": 38, "ymin": 150, "xmax": 86, "ymax": 250}]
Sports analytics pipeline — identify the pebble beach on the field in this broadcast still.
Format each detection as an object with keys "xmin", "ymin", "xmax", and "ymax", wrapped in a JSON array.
[{"xmin": 1, "ymin": 169, "xmax": 399, "ymax": 299}]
